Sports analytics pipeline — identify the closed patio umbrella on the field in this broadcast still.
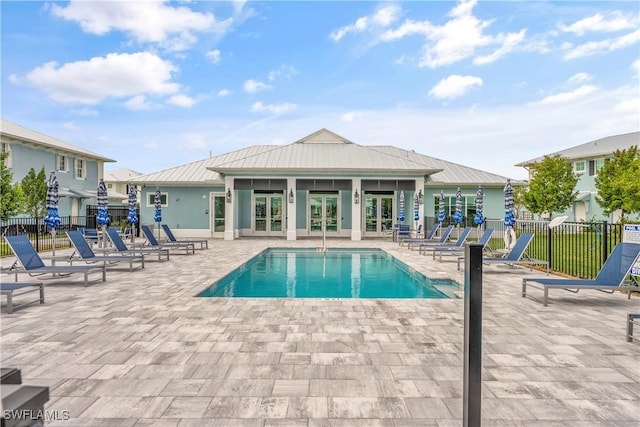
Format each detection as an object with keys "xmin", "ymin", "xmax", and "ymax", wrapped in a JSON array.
[
  {"xmin": 504, "ymin": 179, "xmax": 516, "ymax": 250},
  {"xmin": 43, "ymin": 171, "xmax": 61, "ymax": 256},
  {"xmin": 154, "ymin": 188, "xmax": 162, "ymax": 240},
  {"xmin": 474, "ymin": 185, "xmax": 484, "ymax": 235},
  {"xmin": 437, "ymin": 191, "xmax": 445, "ymax": 223},
  {"xmin": 127, "ymin": 185, "xmax": 138, "ymax": 244},
  {"xmin": 399, "ymin": 191, "xmax": 405, "ymax": 223},
  {"xmin": 96, "ymin": 179, "xmax": 109, "ymax": 247},
  {"xmin": 413, "ymin": 193, "xmax": 420, "ymax": 231},
  {"xmin": 452, "ymin": 187, "xmax": 463, "ymax": 225}
]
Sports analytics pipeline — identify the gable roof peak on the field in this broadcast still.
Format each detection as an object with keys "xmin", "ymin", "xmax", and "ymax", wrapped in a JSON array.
[{"xmin": 293, "ymin": 128, "xmax": 354, "ymax": 145}]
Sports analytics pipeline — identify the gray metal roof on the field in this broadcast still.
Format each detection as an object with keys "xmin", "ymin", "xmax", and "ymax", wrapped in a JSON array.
[
  {"xmin": 516, "ymin": 131, "xmax": 639, "ymax": 166},
  {"xmin": 104, "ymin": 168, "xmax": 142, "ymax": 181},
  {"xmin": 133, "ymin": 128, "xmax": 516, "ymax": 186},
  {"xmin": 0, "ymin": 119, "xmax": 116, "ymax": 162}
]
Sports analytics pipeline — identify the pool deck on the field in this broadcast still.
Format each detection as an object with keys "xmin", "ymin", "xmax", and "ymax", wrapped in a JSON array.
[{"xmin": 1, "ymin": 237, "xmax": 639, "ymax": 426}]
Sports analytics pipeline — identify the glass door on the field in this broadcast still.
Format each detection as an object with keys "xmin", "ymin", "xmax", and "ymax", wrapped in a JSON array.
[
  {"xmin": 309, "ymin": 194, "xmax": 340, "ymax": 235},
  {"xmin": 363, "ymin": 194, "xmax": 394, "ymax": 237},
  {"xmin": 254, "ymin": 193, "xmax": 284, "ymax": 236},
  {"xmin": 211, "ymin": 194, "xmax": 226, "ymax": 237}
]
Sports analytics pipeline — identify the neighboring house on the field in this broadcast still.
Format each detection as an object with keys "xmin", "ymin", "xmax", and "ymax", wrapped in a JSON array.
[
  {"xmin": 515, "ymin": 131, "xmax": 639, "ymax": 222},
  {"xmin": 132, "ymin": 128, "xmax": 517, "ymax": 240},
  {"xmin": 0, "ymin": 119, "xmax": 115, "ymax": 217},
  {"xmin": 104, "ymin": 168, "xmax": 142, "ymax": 204}
]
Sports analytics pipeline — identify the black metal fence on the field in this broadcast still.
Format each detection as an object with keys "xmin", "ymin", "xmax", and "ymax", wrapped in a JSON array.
[{"xmin": 1, "ymin": 206, "xmax": 140, "ymax": 257}]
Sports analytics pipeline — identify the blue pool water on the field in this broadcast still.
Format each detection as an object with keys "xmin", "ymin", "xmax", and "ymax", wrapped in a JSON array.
[{"xmin": 197, "ymin": 248, "xmax": 459, "ymax": 299}]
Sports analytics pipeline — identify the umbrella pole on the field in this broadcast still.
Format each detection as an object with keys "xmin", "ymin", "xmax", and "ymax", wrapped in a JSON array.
[{"xmin": 51, "ymin": 228, "xmax": 56, "ymax": 257}]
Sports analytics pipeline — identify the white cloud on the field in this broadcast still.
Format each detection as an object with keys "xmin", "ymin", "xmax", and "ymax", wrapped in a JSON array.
[
  {"xmin": 568, "ymin": 72, "xmax": 592, "ymax": 84},
  {"xmin": 49, "ymin": 0, "xmax": 230, "ymax": 52},
  {"xmin": 558, "ymin": 12, "xmax": 637, "ymax": 36},
  {"xmin": 633, "ymin": 59, "xmax": 640, "ymax": 76},
  {"xmin": 251, "ymin": 101, "xmax": 297, "ymax": 115},
  {"xmin": 243, "ymin": 79, "xmax": 271, "ymax": 93},
  {"xmin": 206, "ymin": 49, "xmax": 221, "ymax": 63},
  {"xmin": 167, "ymin": 94, "xmax": 198, "ymax": 108},
  {"xmin": 22, "ymin": 52, "xmax": 180, "ymax": 104},
  {"xmin": 268, "ymin": 65, "xmax": 298, "ymax": 81},
  {"xmin": 125, "ymin": 95, "xmax": 152, "ymax": 111},
  {"xmin": 73, "ymin": 107, "xmax": 99, "ymax": 117},
  {"xmin": 537, "ymin": 84, "xmax": 598, "ymax": 105},
  {"xmin": 217, "ymin": 88, "xmax": 233, "ymax": 97},
  {"xmin": 330, "ymin": 4, "xmax": 401, "ymax": 41},
  {"xmin": 63, "ymin": 121, "xmax": 80, "ymax": 130},
  {"xmin": 182, "ymin": 133, "xmax": 206, "ymax": 150},
  {"xmin": 341, "ymin": 112, "xmax": 357, "ymax": 122},
  {"xmin": 378, "ymin": 0, "xmax": 525, "ymax": 68},
  {"xmin": 143, "ymin": 141, "xmax": 159, "ymax": 149},
  {"xmin": 563, "ymin": 29, "xmax": 640, "ymax": 60},
  {"xmin": 428, "ymin": 75, "xmax": 483, "ymax": 100}
]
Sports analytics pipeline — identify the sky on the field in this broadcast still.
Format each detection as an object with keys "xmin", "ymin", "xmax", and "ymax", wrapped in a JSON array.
[{"xmin": 1, "ymin": 0, "xmax": 639, "ymax": 180}]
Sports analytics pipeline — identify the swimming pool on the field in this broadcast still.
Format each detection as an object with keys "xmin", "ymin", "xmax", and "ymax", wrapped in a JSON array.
[{"xmin": 197, "ymin": 248, "xmax": 459, "ymax": 299}]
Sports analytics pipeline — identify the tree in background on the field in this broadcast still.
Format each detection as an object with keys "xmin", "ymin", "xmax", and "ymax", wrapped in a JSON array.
[
  {"xmin": 523, "ymin": 155, "xmax": 578, "ymax": 219},
  {"xmin": 0, "ymin": 152, "xmax": 24, "ymax": 220},
  {"xmin": 21, "ymin": 167, "xmax": 48, "ymax": 218},
  {"xmin": 595, "ymin": 145, "xmax": 640, "ymax": 223}
]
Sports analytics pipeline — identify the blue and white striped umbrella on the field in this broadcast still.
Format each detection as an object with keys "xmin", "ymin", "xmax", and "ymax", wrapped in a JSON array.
[
  {"xmin": 504, "ymin": 179, "xmax": 516, "ymax": 228},
  {"xmin": 154, "ymin": 188, "xmax": 162, "ymax": 223},
  {"xmin": 398, "ymin": 191, "xmax": 405, "ymax": 223},
  {"xmin": 452, "ymin": 187, "xmax": 463, "ymax": 224},
  {"xmin": 437, "ymin": 190, "xmax": 445, "ymax": 223},
  {"xmin": 43, "ymin": 171, "xmax": 61, "ymax": 229},
  {"xmin": 413, "ymin": 194, "xmax": 420, "ymax": 222},
  {"xmin": 127, "ymin": 185, "xmax": 138, "ymax": 225},
  {"xmin": 474, "ymin": 185, "xmax": 484, "ymax": 225},
  {"xmin": 96, "ymin": 179, "xmax": 109, "ymax": 226}
]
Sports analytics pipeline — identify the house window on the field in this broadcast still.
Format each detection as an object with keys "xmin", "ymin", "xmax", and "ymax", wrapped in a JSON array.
[
  {"xmin": 595, "ymin": 159, "xmax": 605, "ymax": 174},
  {"xmin": 58, "ymin": 155, "xmax": 69, "ymax": 172},
  {"xmin": 432, "ymin": 194, "xmax": 476, "ymax": 221},
  {"xmin": 147, "ymin": 192, "xmax": 169, "ymax": 207},
  {"xmin": 1, "ymin": 142, "xmax": 11, "ymax": 168},
  {"xmin": 107, "ymin": 183, "xmax": 113, "ymax": 189},
  {"xmin": 574, "ymin": 160, "xmax": 585, "ymax": 174},
  {"xmin": 76, "ymin": 159, "xmax": 85, "ymax": 179}
]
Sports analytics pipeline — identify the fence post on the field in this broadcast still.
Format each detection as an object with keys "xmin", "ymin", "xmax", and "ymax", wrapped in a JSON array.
[
  {"xmin": 547, "ymin": 226, "xmax": 553, "ymax": 270},
  {"xmin": 35, "ymin": 216, "xmax": 40, "ymax": 252},
  {"xmin": 602, "ymin": 220, "xmax": 608, "ymax": 264}
]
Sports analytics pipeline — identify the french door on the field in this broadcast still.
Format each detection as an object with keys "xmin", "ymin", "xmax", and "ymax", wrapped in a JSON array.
[
  {"xmin": 254, "ymin": 193, "xmax": 284, "ymax": 236},
  {"xmin": 210, "ymin": 193, "xmax": 226, "ymax": 237},
  {"xmin": 309, "ymin": 194, "xmax": 339, "ymax": 235},
  {"xmin": 364, "ymin": 194, "xmax": 394, "ymax": 237}
]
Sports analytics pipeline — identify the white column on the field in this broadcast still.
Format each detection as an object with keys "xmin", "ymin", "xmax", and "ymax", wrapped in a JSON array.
[
  {"xmin": 286, "ymin": 178, "xmax": 297, "ymax": 240},
  {"xmin": 224, "ymin": 176, "xmax": 235, "ymax": 240},
  {"xmin": 351, "ymin": 178, "xmax": 362, "ymax": 241},
  {"xmin": 415, "ymin": 177, "xmax": 425, "ymax": 233}
]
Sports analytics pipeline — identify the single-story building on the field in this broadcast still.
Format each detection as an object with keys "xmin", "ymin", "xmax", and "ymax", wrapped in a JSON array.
[{"xmin": 132, "ymin": 129, "xmax": 517, "ymax": 240}]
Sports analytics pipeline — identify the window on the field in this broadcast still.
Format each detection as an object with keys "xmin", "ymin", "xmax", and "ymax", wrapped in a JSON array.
[
  {"xmin": 75, "ymin": 159, "xmax": 85, "ymax": 179},
  {"xmin": 433, "ymin": 194, "xmax": 476, "ymax": 221},
  {"xmin": 574, "ymin": 160, "xmax": 585, "ymax": 174},
  {"xmin": 57, "ymin": 154, "xmax": 69, "ymax": 172},
  {"xmin": 1, "ymin": 142, "xmax": 11, "ymax": 168},
  {"xmin": 107, "ymin": 183, "xmax": 113, "ymax": 189},
  {"xmin": 147, "ymin": 192, "xmax": 169, "ymax": 207},
  {"xmin": 595, "ymin": 159, "xmax": 605, "ymax": 173}
]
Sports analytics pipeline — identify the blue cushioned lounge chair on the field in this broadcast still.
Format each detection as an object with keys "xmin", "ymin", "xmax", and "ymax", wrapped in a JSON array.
[
  {"xmin": 1, "ymin": 282, "xmax": 44, "ymax": 314},
  {"xmin": 141, "ymin": 225, "xmax": 195, "ymax": 255},
  {"xmin": 522, "ymin": 242, "xmax": 640, "ymax": 306},
  {"xmin": 406, "ymin": 225, "xmax": 454, "ymax": 250},
  {"xmin": 104, "ymin": 227, "xmax": 170, "ymax": 261},
  {"xmin": 5, "ymin": 236, "xmax": 106, "ymax": 287},
  {"xmin": 457, "ymin": 232, "xmax": 548, "ymax": 274},
  {"xmin": 161, "ymin": 224, "xmax": 208, "ymax": 249},
  {"xmin": 432, "ymin": 228, "xmax": 494, "ymax": 262},
  {"xmin": 418, "ymin": 226, "xmax": 473, "ymax": 255},
  {"xmin": 66, "ymin": 231, "xmax": 144, "ymax": 271},
  {"xmin": 399, "ymin": 223, "xmax": 440, "ymax": 246}
]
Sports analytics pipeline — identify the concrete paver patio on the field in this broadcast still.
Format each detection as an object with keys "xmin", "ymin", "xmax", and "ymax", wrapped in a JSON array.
[{"xmin": 1, "ymin": 237, "xmax": 639, "ymax": 426}]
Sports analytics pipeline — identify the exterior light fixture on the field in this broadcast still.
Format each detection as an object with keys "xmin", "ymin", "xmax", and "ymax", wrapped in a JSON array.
[
  {"xmin": 289, "ymin": 188, "xmax": 294, "ymax": 204},
  {"xmin": 226, "ymin": 188, "xmax": 232, "ymax": 203},
  {"xmin": 418, "ymin": 189, "xmax": 424, "ymax": 204},
  {"xmin": 354, "ymin": 189, "xmax": 360, "ymax": 204}
]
